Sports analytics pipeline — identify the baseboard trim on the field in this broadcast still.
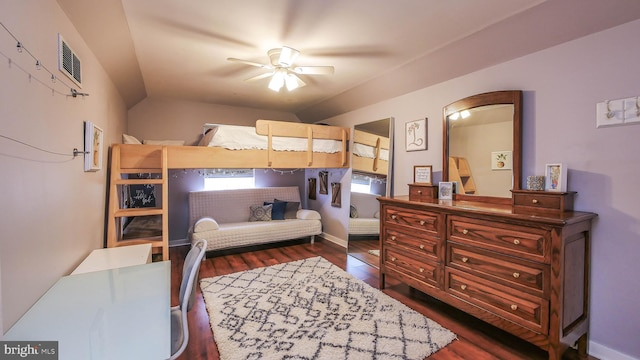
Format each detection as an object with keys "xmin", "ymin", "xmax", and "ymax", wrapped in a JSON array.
[
  {"xmin": 169, "ymin": 238, "xmax": 190, "ymax": 247},
  {"xmin": 320, "ymin": 232, "xmax": 347, "ymax": 248},
  {"xmin": 590, "ymin": 341, "xmax": 638, "ymax": 360}
]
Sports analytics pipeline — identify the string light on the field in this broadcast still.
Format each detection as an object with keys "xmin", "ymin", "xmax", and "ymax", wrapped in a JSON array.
[{"xmin": 1, "ymin": 21, "xmax": 88, "ymax": 98}]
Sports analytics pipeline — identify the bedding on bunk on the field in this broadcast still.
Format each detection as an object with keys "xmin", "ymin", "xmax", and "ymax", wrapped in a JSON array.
[
  {"xmin": 199, "ymin": 124, "xmax": 343, "ymax": 153},
  {"xmin": 352, "ymin": 142, "xmax": 389, "ymax": 160}
]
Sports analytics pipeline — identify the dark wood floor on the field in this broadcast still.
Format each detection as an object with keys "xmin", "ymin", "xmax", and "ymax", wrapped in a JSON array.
[{"xmin": 170, "ymin": 239, "xmax": 594, "ymax": 360}]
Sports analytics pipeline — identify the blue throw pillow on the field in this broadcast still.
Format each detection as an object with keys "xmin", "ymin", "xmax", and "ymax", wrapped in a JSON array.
[{"xmin": 264, "ymin": 201, "xmax": 286, "ymax": 220}]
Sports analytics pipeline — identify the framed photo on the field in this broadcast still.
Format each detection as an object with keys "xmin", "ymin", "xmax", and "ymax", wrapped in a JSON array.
[
  {"xmin": 84, "ymin": 121, "xmax": 103, "ymax": 172},
  {"xmin": 491, "ymin": 151, "xmax": 512, "ymax": 170},
  {"xmin": 413, "ymin": 165, "xmax": 433, "ymax": 184},
  {"xmin": 308, "ymin": 177, "xmax": 316, "ymax": 200},
  {"xmin": 331, "ymin": 182, "xmax": 341, "ymax": 207},
  {"xmin": 405, "ymin": 118, "xmax": 427, "ymax": 151},
  {"xmin": 545, "ymin": 163, "xmax": 567, "ymax": 192},
  {"xmin": 438, "ymin": 182, "xmax": 454, "ymax": 200}
]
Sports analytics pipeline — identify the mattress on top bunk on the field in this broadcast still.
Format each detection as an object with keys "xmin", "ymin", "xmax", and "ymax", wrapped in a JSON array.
[
  {"xmin": 352, "ymin": 142, "xmax": 389, "ymax": 161},
  {"xmin": 200, "ymin": 124, "xmax": 342, "ymax": 153}
]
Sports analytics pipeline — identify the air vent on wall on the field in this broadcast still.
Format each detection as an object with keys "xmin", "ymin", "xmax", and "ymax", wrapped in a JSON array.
[{"xmin": 58, "ymin": 34, "xmax": 82, "ymax": 87}]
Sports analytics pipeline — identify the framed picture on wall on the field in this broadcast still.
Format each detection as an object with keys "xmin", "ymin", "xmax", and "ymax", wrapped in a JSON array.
[
  {"xmin": 319, "ymin": 171, "xmax": 328, "ymax": 195},
  {"xmin": 308, "ymin": 177, "xmax": 317, "ymax": 200},
  {"xmin": 413, "ymin": 165, "xmax": 433, "ymax": 184},
  {"xmin": 405, "ymin": 118, "xmax": 427, "ymax": 151},
  {"xmin": 84, "ymin": 121, "xmax": 103, "ymax": 172},
  {"xmin": 545, "ymin": 163, "xmax": 567, "ymax": 192},
  {"xmin": 331, "ymin": 182, "xmax": 341, "ymax": 207}
]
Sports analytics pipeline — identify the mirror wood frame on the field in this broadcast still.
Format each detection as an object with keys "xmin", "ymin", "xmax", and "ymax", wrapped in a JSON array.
[{"xmin": 442, "ymin": 90, "xmax": 522, "ymax": 203}]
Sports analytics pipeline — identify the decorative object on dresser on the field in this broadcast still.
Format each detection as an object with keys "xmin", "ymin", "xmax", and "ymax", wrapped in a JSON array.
[
  {"xmin": 413, "ymin": 165, "xmax": 433, "ymax": 184},
  {"xmin": 545, "ymin": 163, "xmax": 567, "ymax": 192},
  {"xmin": 200, "ymin": 256, "xmax": 457, "ymax": 360},
  {"xmin": 408, "ymin": 183, "xmax": 438, "ymax": 202},
  {"xmin": 438, "ymin": 182, "xmax": 454, "ymax": 200},
  {"xmin": 379, "ymin": 90, "xmax": 597, "ymax": 360},
  {"xmin": 526, "ymin": 175, "xmax": 546, "ymax": 191}
]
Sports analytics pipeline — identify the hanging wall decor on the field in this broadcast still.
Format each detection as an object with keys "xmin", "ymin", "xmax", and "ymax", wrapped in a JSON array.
[
  {"xmin": 84, "ymin": 121, "xmax": 103, "ymax": 171},
  {"xmin": 319, "ymin": 171, "xmax": 328, "ymax": 195},
  {"xmin": 308, "ymin": 177, "xmax": 317, "ymax": 200},
  {"xmin": 405, "ymin": 118, "xmax": 427, "ymax": 151},
  {"xmin": 331, "ymin": 182, "xmax": 341, "ymax": 207}
]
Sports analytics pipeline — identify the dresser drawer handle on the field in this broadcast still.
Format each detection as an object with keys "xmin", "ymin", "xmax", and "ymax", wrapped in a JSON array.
[
  {"xmin": 391, "ymin": 214, "xmax": 397, "ymax": 220},
  {"xmin": 532, "ymin": 199, "xmax": 539, "ymax": 204},
  {"xmin": 417, "ymin": 190, "xmax": 422, "ymax": 194},
  {"xmin": 419, "ymin": 220, "xmax": 425, "ymax": 225},
  {"xmin": 461, "ymin": 257, "xmax": 469, "ymax": 263},
  {"xmin": 513, "ymin": 272, "xmax": 520, "ymax": 278},
  {"xmin": 391, "ymin": 257, "xmax": 397, "ymax": 262},
  {"xmin": 419, "ymin": 267, "xmax": 425, "ymax": 273},
  {"xmin": 513, "ymin": 239, "xmax": 521, "ymax": 245},
  {"xmin": 391, "ymin": 236, "xmax": 397, "ymax": 241},
  {"xmin": 460, "ymin": 284, "xmax": 467, "ymax": 291},
  {"xmin": 462, "ymin": 229, "xmax": 469, "ymax": 235},
  {"xmin": 419, "ymin": 244, "xmax": 425, "ymax": 250},
  {"xmin": 510, "ymin": 304, "xmax": 518, "ymax": 311}
]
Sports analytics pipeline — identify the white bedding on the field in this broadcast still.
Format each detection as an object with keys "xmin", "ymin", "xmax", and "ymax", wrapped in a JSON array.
[
  {"xmin": 206, "ymin": 125, "xmax": 342, "ymax": 153},
  {"xmin": 352, "ymin": 142, "xmax": 389, "ymax": 161}
]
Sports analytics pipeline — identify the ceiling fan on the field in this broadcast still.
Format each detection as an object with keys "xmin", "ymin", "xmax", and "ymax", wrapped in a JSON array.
[{"xmin": 227, "ymin": 46, "xmax": 335, "ymax": 92}]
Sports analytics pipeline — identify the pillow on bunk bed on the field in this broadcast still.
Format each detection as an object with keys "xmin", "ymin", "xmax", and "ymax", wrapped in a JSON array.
[
  {"xmin": 274, "ymin": 199, "xmax": 301, "ymax": 219},
  {"xmin": 197, "ymin": 128, "xmax": 218, "ymax": 146},
  {"xmin": 296, "ymin": 209, "xmax": 321, "ymax": 220},
  {"xmin": 350, "ymin": 205, "xmax": 358, "ymax": 218},
  {"xmin": 142, "ymin": 139, "xmax": 185, "ymax": 146},
  {"xmin": 263, "ymin": 201, "xmax": 286, "ymax": 220},
  {"xmin": 374, "ymin": 211, "xmax": 380, "ymax": 219},
  {"xmin": 249, "ymin": 204, "xmax": 272, "ymax": 222},
  {"xmin": 122, "ymin": 134, "xmax": 142, "ymax": 144},
  {"xmin": 194, "ymin": 217, "xmax": 219, "ymax": 232}
]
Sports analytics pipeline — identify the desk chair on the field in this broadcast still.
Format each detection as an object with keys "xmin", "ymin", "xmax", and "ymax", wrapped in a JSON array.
[{"xmin": 170, "ymin": 239, "xmax": 207, "ymax": 360}]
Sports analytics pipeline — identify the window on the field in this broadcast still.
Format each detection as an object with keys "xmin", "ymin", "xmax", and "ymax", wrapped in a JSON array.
[
  {"xmin": 351, "ymin": 173, "xmax": 372, "ymax": 194},
  {"xmin": 204, "ymin": 169, "xmax": 255, "ymax": 190}
]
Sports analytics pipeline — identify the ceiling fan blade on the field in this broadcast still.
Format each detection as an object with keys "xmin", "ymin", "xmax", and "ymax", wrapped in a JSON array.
[
  {"xmin": 279, "ymin": 46, "xmax": 300, "ymax": 67},
  {"xmin": 245, "ymin": 72, "xmax": 274, "ymax": 82},
  {"xmin": 292, "ymin": 66, "xmax": 335, "ymax": 75},
  {"xmin": 227, "ymin": 57, "xmax": 271, "ymax": 69}
]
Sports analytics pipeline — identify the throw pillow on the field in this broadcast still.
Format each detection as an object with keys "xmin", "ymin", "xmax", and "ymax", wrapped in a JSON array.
[
  {"xmin": 194, "ymin": 217, "xmax": 219, "ymax": 232},
  {"xmin": 350, "ymin": 204, "xmax": 358, "ymax": 218},
  {"xmin": 122, "ymin": 134, "xmax": 142, "ymax": 144},
  {"xmin": 274, "ymin": 199, "xmax": 300, "ymax": 219},
  {"xmin": 264, "ymin": 201, "xmax": 286, "ymax": 220},
  {"xmin": 249, "ymin": 204, "xmax": 272, "ymax": 222}
]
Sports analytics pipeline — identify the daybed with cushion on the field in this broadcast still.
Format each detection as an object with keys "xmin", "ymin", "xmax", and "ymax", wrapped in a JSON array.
[
  {"xmin": 189, "ymin": 186, "xmax": 321, "ymax": 252},
  {"xmin": 348, "ymin": 192, "xmax": 381, "ymax": 236}
]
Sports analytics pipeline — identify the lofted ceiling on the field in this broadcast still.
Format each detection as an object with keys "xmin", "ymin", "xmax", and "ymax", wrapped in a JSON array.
[{"xmin": 57, "ymin": 0, "xmax": 640, "ymax": 123}]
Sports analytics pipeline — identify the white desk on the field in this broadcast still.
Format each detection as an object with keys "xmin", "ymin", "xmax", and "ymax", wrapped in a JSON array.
[
  {"xmin": 4, "ymin": 261, "xmax": 171, "ymax": 360},
  {"xmin": 71, "ymin": 244, "xmax": 152, "ymax": 275}
]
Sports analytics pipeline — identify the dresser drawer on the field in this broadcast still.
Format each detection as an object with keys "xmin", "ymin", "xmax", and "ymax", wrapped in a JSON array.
[
  {"xmin": 446, "ymin": 269, "xmax": 549, "ymax": 334},
  {"xmin": 448, "ymin": 216, "xmax": 550, "ymax": 263},
  {"xmin": 384, "ymin": 247, "xmax": 440, "ymax": 288},
  {"xmin": 512, "ymin": 190, "xmax": 575, "ymax": 216},
  {"xmin": 447, "ymin": 244, "xmax": 549, "ymax": 297},
  {"xmin": 408, "ymin": 184, "xmax": 438, "ymax": 202},
  {"xmin": 384, "ymin": 206, "xmax": 440, "ymax": 235},
  {"xmin": 384, "ymin": 226, "xmax": 439, "ymax": 260}
]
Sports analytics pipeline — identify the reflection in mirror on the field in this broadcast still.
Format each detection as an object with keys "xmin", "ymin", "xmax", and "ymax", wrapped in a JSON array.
[
  {"xmin": 347, "ymin": 118, "xmax": 394, "ymax": 268},
  {"xmin": 443, "ymin": 91, "xmax": 522, "ymax": 201}
]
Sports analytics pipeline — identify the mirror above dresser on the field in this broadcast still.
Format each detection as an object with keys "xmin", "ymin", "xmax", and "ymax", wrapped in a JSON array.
[{"xmin": 443, "ymin": 90, "xmax": 522, "ymax": 202}]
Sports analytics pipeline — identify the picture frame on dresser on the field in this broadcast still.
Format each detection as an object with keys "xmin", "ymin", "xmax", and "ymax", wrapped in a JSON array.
[
  {"xmin": 545, "ymin": 163, "xmax": 567, "ymax": 191},
  {"xmin": 413, "ymin": 165, "xmax": 432, "ymax": 184},
  {"xmin": 438, "ymin": 182, "xmax": 453, "ymax": 200}
]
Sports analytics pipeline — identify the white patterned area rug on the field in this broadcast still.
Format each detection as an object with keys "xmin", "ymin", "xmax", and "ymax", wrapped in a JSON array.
[{"xmin": 200, "ymin": 256, "xmax": 456, "ymax": 360}]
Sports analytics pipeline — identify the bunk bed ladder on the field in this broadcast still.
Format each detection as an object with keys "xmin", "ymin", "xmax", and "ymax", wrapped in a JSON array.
[{"xmin": 106, "ymin": 145, "xmax": 169, "ymax": 261}]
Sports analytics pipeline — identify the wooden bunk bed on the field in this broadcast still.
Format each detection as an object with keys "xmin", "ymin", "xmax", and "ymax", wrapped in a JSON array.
[
  {"xmin": 351, "ymin": 129, "xmax": 389, "ymax": 176},
  {"xmin": 107, "ymin": 120, "xmax": 351, "ymax": 261}
]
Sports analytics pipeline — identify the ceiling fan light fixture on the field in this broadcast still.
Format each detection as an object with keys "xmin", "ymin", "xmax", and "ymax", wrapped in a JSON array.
[
  {"xmin": 278, "ymin": 46, "xmax": 299, "ymax": 67},
  {"xmin": 268, "ymin": 69, "xmax": 286, "ymax": 92},
  {"xmin": 285, "ymin": 73, "xmax": 305, "ymax": 91}
]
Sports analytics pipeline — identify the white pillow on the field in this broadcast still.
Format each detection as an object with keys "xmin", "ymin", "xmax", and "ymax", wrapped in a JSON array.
[
  {"xmin": 122, "ymin": 134, "xmax": 142, "ymax": 144},
  {"xmin": 194, "ymin": 217, "xmax": 219, "ymax": 232},
  {"xmin": 373, "ymin": 211, "xmax": 380, "ymax": 219},
  {"xmin": 296, "ymin": 209, "xmax": 321, "ymax": 220},
  {"xmin": 142, "ymin": 139, "xmax": 185, "ymax": 146}
]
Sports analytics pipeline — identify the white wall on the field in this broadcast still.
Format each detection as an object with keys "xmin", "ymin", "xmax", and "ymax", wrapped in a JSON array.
[
  {"xmin": 0, "ymin": 0, "xmax": 127, "ymax": 332},
  {"xmin": 324, "ymin": 19, "xmax": 640, "ymax": 360}
]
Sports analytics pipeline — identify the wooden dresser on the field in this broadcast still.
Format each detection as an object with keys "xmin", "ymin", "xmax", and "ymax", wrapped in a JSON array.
[{"xmin": 378, "ymin": 195, "xmax": 596, "ymax": 360}]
